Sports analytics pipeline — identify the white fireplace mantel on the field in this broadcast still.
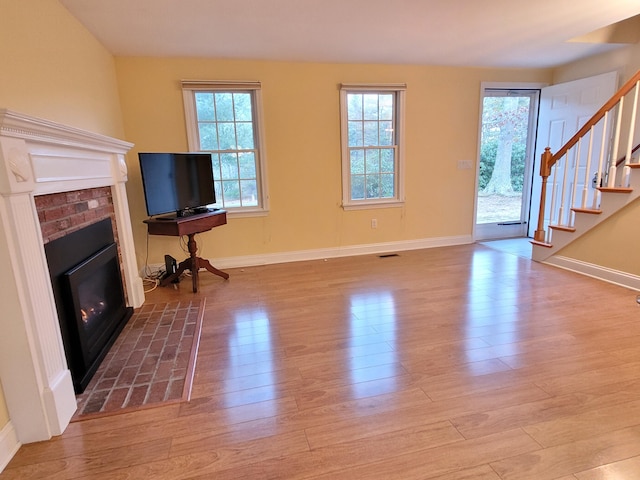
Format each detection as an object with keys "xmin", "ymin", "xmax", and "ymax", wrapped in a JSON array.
[{"xmin": 0, "ymin": 109, "xmax": 145, "ymax": 448}]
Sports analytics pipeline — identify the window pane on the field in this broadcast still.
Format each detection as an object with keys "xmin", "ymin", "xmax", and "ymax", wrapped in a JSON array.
[
  {"xmin": 363, "ymin": 121, "xmax": 379, "ymax": 146},
  {"xmin": 379, "ymin": 121, "xmax": 393, "ymax": 146},
  {"xmin": 380, "ymin": 173, "xmax": 395, "ymax": 197},
  {"xmin": 347, "ymin": 94, "xmax": 363, "ymax": 120},
  {"xmin": 365, "ymin": 176, "xmax": 380, "ymax": 199},
  {"xmin": 220, "ymin": 153, "xmax": 238, "ymax": 180},
  {"xmin": 213, "ymin": 180, "xmax": 222, "ymax": 205},
  {"xmin": 379, "ymin": 94, "xmax": 394, "ymax": 120},
  {"xmin": 236, "ymin": 122, "xmax": 255, "ymax": 149},
  {"xmin": 365, "ymin": 149, "xmax": 381, "ymax": 174},
  {"xmin": 233, "ymin": 93, "xmax": 253, "ymax": 121},
  {"xmin": 218, "ymin": 122, "xmax": 237, "ymax": 150},
  {"xmin": 351, "ymin": 175, "xmax": 365, "ymax": 199},
  {"xmin": 350, "ymin": 149, "xmax": 365, "ymax": 174},
  {"xmin": 222, "ymin": 180, "xmax": 240, "ymax": 206},
  {"xmin": 240, "ymin": 180, "xmax": 258, "ymax": 206},
  {"xmin": 211, "ymin": 153, "xmax": 221, "ymax": 175},
  {"xmin": 239, "ymin": 152, "xmax": 256, "ymax": 178},
  {"xmin": 195, "ymin": 92, "xmax": 215, "ymax": 121},
  {"xmin": 348, "ymin": 121, "xmax": 363, "ymax": 147},
  {"xmin": 380, "ymin": 149, "xmax": 394, "ymax": 172},
  {"xmin": 198, "ymin": 123, "xmax": 219, "ymax": 150},
  {"xmin": 363, "ymin": 94, "xmax": 379, "ymax": 120},
  {"xmin": 215, "ymin": 93, "xmax": 234, "ymax": 121}
]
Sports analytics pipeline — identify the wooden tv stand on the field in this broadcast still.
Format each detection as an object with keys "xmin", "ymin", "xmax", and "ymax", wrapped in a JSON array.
[{"xmin": 143, "ymin": 210, "xmax": 229, "ymax": 293}]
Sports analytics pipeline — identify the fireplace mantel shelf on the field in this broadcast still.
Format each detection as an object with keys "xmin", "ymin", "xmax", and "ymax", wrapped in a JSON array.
[{"xmin": 0, "ymin": 109, "xmax": 144, "ymax": 448}]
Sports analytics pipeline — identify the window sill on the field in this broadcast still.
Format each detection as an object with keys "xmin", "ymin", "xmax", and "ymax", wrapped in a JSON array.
[
  {"xmin": 225, "ymin": 208, "xmax": 269, "ymax": 219},
  {"xmin": 342, "ymin": 200, "xmax": 404, "ymax": 211}
]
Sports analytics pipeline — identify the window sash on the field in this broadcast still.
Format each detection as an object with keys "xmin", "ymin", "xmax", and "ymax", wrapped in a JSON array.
[{"xmin": 182, "ymin": 81, "xmax": 268, "ymax": 216}]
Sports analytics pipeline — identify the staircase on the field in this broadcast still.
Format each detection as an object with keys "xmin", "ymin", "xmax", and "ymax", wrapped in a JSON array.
[{"xmin": 531, "ymin": 70, "xmax": 640, "ymax": 263}]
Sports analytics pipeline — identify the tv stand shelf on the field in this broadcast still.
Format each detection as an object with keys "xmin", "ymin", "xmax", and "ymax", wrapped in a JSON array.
[{"xmin": 144, "ymin": 210, "xmax": 228, "ymax": 292}]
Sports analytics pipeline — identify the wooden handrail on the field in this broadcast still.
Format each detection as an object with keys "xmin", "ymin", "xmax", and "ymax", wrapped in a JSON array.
[{"xmin": 548, "ymin": 70, "xmax": 640, "ymax": 169}]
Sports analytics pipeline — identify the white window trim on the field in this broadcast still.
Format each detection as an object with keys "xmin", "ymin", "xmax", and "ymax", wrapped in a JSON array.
[
  {"xmin": 181, "ymin": 80, "xmax": 269, "ymax": 218},
  {"xmin": 340, "ymin": 83, "xmax": 406, "ymax": 210}
]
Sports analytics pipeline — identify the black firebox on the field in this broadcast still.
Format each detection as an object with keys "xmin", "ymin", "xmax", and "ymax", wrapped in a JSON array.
[{"xmin": 45, "ymin": 218, "xmax": 133, "ymax": 393}]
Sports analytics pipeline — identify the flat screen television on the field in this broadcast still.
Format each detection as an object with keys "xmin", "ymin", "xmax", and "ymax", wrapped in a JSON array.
[{"xmin": 138, "ymin": 152, "xmax": 216, "ymax": 217}]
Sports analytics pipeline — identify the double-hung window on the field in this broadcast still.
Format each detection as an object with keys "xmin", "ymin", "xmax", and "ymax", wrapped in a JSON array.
[
  {"xmin": 340, "ymin": 83, "xmax": 406, "ymax": 209},
  {"xmin": 182, "ymin": 80, "xmax": 268, "ymax": 216}
]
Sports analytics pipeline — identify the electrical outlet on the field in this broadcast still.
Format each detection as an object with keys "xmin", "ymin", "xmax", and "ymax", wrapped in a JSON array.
[
  {"xmin": 457, "ymin": 159, "xmax": 473, "ymax": 170},
  {"xmin": 371, "ymin": 218, "xmax": 378, "ymax": 229}
]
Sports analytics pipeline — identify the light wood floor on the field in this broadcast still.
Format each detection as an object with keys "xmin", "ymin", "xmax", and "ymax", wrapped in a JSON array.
[{"xmin": 4, "ymin": 243, "xmax": 640, "ymax": 479}]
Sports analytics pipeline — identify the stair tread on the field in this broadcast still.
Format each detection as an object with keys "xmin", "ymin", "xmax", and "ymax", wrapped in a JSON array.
[
  {"xmin": 571, "ymin": 207, "xmax": 602, "ymax": 214},
  {"xmin": 530, "ymin": 240, "xmax": 552, "ymax": 248},
  {"xmin": 549, "ymin": 224, "xmax": 576, "ymax": 232},
  {"xmin": 597, "ymin": 187, "xmax": 633, "ymax": 193}
]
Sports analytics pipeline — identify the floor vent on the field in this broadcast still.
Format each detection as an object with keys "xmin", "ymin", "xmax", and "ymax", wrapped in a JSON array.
[{"xmin": 379, "ymin": 253, "xmax": 399, "ymax": 258}]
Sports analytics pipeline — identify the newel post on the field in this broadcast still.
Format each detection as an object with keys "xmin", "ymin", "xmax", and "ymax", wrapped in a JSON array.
[{"xmin": 534, "ymin": 147, "xmax": 553, "ymax": 243}]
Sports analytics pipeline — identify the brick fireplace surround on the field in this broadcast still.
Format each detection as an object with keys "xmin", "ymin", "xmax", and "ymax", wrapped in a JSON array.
[{"xmin": 0, "ymin": 110, "xmax": 145, "ymax": 458}]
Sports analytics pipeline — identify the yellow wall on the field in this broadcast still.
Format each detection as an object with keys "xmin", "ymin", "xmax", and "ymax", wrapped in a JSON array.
[
  {"xmin": 553, "ymin": 44, "xmax": 640, "ymax": 274},
  {"xmin": 0, "ymin": 0, "xmax": 124, "ymax": 137},
  {"xmin": 553, "ymin": 43, "xmax": 640, "ymax": 85},
  {"xmin": 115, "ymin": 57, "xmax": 551, "ymax": 267},
  {"xmin": 0, "ymin": 0, "xmax": 125, "ymax": 433}
]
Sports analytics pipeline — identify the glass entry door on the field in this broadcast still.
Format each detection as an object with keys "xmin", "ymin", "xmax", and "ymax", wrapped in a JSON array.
[{"xmin": 474, "ymin": 89, "xmax": 539, "ymax": 240}]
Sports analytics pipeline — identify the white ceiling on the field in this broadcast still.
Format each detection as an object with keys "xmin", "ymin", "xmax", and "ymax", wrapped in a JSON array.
[{"xmin": 60, "ymin": 0, "xmax": 640, "ymax": 68}]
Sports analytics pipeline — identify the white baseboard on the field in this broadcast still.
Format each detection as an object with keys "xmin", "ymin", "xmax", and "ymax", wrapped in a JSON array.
[
  {"xmin": 142, "ymin": 235, "xmax": 473, "ymax": 276},
  {"xmin": 0, "ymin": 421, "xmax": 20, "ymax": 474},
  {"xmin": 544, "ymin": 255, "xmax": 640, "ymax": 292},
  {"xmin": 215, "ymin": 235, "xmax": 473, "ymax": 269}
]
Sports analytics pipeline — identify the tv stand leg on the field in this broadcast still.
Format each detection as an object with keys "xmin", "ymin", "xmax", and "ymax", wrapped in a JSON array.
[
  {"xmin": 160, "ymin": 233, "xmax": 229, "ymax": 293},
  {"xmin": 186, "ymin": 234, "xmax": 199, "ymax": 293},
  {"xmin": 185, "ymin": 232, "xmax": 229, "ymax": 293},
  {"xmin": 198, "ymin": 258, "xmax": 229, "ymax": 280}
]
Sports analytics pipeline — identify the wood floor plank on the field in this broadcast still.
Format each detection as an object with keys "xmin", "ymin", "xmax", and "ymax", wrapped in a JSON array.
[
  {"xmin": 416, "ymin": 360, "xmax": 524, "ymax": 401},
  {"xmin": 427, "ymin": 465, "xmax": 503, "ymax": 480},
  {"xmin": 209, "ymin": 420, "xmax": 465, "ymax": 479},
  {"xmin": 523, "ymin": 398, "xmax": 640, "ymax": 447},
  {"xmin": 533, "ymin": 361, "xmax": 640, "ymax": 397},
  {"xmin": 308, "ymin": 429, "xmax": 540, "ymax": 480},
  {"xmin": 170, "ymin": 387, "xmax": 430, "ymax": 457},
  {"xmin": 99, "ymin": 430, "xmax": 309, "ymax": 480},
  {"xmin": 0, "ymin": 438, "xmax": 171, "ymax": 480},
  {"xmin": 574, "ymin": 455, "xmax": 640, "ymax": 479},
  {"xmin": 178, "ymin": 395, "xmax": 299, "ymax": 423},
  {"xmin": 304, "ymin": 400, "xmax": 438, "ymax": 449},
  {"xmin": 490, "ymin": 425, "xmax": 640, "ymax": 480},
  {"xmin": 452, "ymin": 382, "xmax": 640, "ymax": 441},
  {"xmin": 190, "ymin": 365, "xmax": 303, "ymax": 398},
  {"xmin": 295, "ymin": 373, "xmax": 417, "ymax": 410}
]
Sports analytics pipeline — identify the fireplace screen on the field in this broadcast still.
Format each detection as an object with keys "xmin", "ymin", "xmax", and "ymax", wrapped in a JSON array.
[{"xmin": 64, "ymin": 243, "xmax": 127, "ymax": 366}]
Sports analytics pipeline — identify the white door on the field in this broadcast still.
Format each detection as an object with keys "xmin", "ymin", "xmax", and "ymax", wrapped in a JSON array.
[{"xmin": 528, "ymin": 71, "xmax": 618, "ymax": 237}]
